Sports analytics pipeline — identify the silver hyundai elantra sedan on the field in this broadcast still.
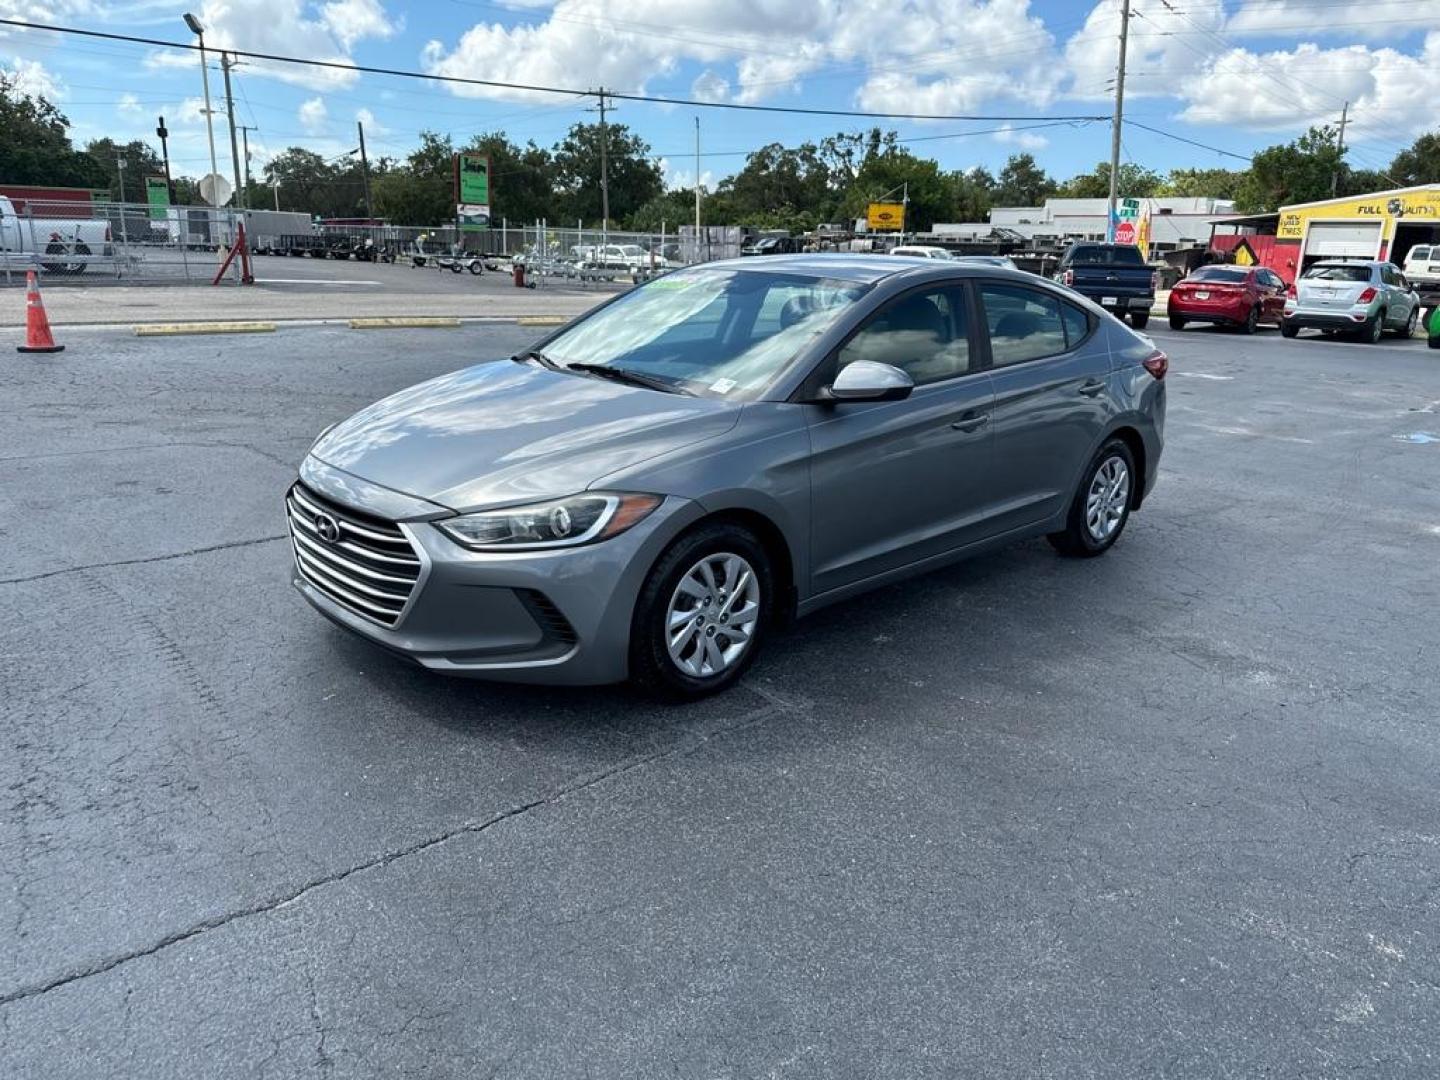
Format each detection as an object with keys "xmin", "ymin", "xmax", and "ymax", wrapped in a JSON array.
[{"xmin": 288, "ymin": 254, "xmax": 1166, "ymax": 698}]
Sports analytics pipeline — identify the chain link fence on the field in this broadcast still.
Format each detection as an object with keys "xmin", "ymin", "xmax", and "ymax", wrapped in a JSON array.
[{"xmin": 2, "ymin": 199, "xmax": 751, "ymax": 288}]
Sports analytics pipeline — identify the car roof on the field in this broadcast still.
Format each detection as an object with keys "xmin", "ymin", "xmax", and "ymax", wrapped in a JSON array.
[{"xmin": 698, "ymin": 252, "xmax": 1021, "ymax": 284}]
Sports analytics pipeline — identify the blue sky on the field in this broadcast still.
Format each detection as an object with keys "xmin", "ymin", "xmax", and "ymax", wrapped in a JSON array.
[{"xmin": 2, "ymin": 0, "xmax": 1438, "ymax": 192}]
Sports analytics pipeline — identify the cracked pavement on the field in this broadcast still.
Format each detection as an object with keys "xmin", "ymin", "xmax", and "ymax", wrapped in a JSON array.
[{"xmin": 2, "ymin": 321, "xmax": 1438, "ymax": 1078}]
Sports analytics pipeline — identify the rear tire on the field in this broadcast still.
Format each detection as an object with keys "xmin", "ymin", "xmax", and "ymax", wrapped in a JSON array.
[
  {"xmin": 1361, "ymin": 311, "xmax": 1384, "ymax": 343},
  {"xmin": 1130, "ymin": 310, "xmax": 1150, "ymax": 330},
  {"xmin": 630, "ymin": 523, "xmax": 774, "ymax": 700},
  {"xmin": 1048, "ymin": 439, "xmax": 1136, "ymax": 558},
  {"xmin": 1395, "ymin": 306, "xmax": 1419, "ymax": 339},
  {"xmin": 1240, "ymin": 304, "xmax": 1259, "ymax": 335},
  {"xmin": 1281, "ymin": 321, "xmax": 1299, "ymax": 339},
  {"xmin": 1168, "ymin": 314, "xmax": 1186, "ymax": 331}
]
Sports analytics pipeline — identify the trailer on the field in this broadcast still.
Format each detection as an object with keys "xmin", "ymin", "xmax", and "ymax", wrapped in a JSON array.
[{"xmin": 242, "ymin": 210, "xmax": 314, "ymax": 255}]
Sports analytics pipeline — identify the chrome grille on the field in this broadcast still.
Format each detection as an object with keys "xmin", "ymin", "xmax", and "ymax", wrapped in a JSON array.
[{"xmin": 286, "ymin": 483, "xmax": 421, "ymax": 627}]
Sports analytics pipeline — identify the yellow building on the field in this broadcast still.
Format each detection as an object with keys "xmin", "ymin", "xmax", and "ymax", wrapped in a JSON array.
[{"xmin": 1277, "ymin": 185, "xmax": 1440, "ymax": 267}]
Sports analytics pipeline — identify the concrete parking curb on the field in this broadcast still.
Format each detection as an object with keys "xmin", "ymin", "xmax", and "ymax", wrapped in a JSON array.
[
  {"xmin": 347, "ymin": 317, "xmax": 463, "ymax": 329},
  {"xmin": 133, "ymin": 322, "xmax": 277, "ymax": 336},
  {"xmin": 515, "ymin": 316, "xmax": 569, "ymax": 326}
]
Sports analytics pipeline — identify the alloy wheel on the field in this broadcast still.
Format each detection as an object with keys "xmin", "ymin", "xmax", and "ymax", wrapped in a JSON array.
[
  {"xmin": 1085, "ymin": 456, "xmax": 1131, "ymax": 542},
  {"xmin": 665, "ymin": 552, "xmax": 761, "ymax": 678}
]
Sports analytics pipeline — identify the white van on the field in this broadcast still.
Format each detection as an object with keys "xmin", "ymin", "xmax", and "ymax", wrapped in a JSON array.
[
  {"xmin": 889, "ymin": 245, "xmax": 952, "ymax": 259},
  {"xmin": 1402, "ymin": 244, "xmax": 1440, "ymax": 287}
]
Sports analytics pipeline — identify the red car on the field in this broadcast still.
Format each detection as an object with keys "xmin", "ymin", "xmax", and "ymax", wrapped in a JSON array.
[{"xmin": 1168, "ymin": 266, "xmax": 1288, "ymax": 334}]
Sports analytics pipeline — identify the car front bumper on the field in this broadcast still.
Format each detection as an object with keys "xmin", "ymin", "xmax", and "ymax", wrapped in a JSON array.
[{"xmin": 290, "ymin": 457, "xmax": 702, "ymax": 685}]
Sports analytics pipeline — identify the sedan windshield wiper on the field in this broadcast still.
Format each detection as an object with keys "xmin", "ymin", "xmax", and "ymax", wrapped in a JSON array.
[
  {"xmin": 563, "ymin": 362, "xmax": 694, "ymax": 396},
  {"xmin": 511, "ymin": 348, "xmax": 564, "ymax": 371}
]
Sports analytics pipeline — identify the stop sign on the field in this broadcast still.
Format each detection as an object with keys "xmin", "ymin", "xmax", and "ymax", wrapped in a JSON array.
[{"xmin": 1115, "ymin": 220, "xmax": 1137, "ymax": 245}]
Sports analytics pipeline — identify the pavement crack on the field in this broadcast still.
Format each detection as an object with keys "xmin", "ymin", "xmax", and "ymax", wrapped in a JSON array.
[
  {"xmin": 0, "ymin": 535, "xmax": 288, "ymax": 585},
  {"xmin": 0, "ymin": 696, "xmax": 782, "ymax": 1010}
]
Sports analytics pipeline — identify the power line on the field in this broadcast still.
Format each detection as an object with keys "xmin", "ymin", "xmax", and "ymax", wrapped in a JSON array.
[{"xmin": 0, "ymin": 18, "xmax": 1108, "ymax": 124}]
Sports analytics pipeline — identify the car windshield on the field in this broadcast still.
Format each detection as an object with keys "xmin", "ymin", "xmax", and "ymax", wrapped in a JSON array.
[
  {"xmin": 1068, "ymin": 245, "xmax": 1144, "ymax": 265},
  {"xmin": 1189, "ymin": 268, "xmax": 1249, "ymax": 283},
  {"xmin": 1304, "ymin": 264, "xmax": 1370, "ymax": 282},
  {"xmin": 620, "ymin": 245, "xmax": 643, "ymax": 256},
  {"xmin": 539, "ymin": 267, "xmax": 869, "ymax": 400}
]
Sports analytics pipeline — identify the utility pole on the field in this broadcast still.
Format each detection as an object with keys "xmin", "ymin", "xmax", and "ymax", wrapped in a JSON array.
[
  {"xmin": 115, "ymin": 155, "xmax": 127, "ymax": 204},
  {"xmin": 357, "ymin": 119, "xmax": 373, "ymax": 220},
  {"xmin": 1331, "ymin": 101, "xmax": 1349, "ymax": 198},
  {"xmin": 220, "ymin": 52, "xmax": 245, "ymax": 209},
  {"xmin": 238, "ymin": 124, "xmax": 258, "ymax": 193},
  {"xmin": 695, "ymin": 116, "xmax": 701, "ymax": 239},
  {"xmin": 595, "ymin": 88, "xmax": 610, "ymax": 238},
  {"xmin": 156, "ymin": 116, "xmax": 174, "ymax": 201},
  {"xmin": 1107, "ymin": 0, "xmax": 1131, "ymax": 242}
]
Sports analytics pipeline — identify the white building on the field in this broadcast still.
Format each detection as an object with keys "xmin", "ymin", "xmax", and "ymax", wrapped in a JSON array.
[{"xmin": 932, "ymin": 197, "xmax": 1235, "ymax": 251}]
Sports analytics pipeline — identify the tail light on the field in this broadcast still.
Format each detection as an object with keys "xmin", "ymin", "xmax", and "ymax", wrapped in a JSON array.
[
  {"xmin": 1356, "ymin": 286, "xmax": 1377, "ymax": 303},
  {"xmin": 1142, "ymin": 348, "xmax": 1168, "ymax": 380},
  {"xmin": 1061, "ymin": 269, "xmax": 1074, "ymax": 286}
]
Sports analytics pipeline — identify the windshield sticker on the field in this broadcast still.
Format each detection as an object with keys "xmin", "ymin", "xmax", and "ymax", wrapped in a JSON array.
[{"xmin": 708, "ymin": 377, "xmax": 738, "ymax": 394}]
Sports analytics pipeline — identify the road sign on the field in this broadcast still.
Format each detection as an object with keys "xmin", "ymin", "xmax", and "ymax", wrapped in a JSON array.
[
  {"xmin": 455, "ymin": 154, "xmax": 490, "ymax": 205},
  {"xmin": 1115, "ymin": 220, "xmax": 1137, "ymax": 245},
  {"xmin": 198, "ymin": 172, "xmax": 232, "ymax": 207},
  {"xmin": 457, "ymin": 203, "xmax": 491, "ymax": 231}
]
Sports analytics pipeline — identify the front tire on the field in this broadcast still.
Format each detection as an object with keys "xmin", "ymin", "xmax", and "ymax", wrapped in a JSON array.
[
  {"xmin": 1048, "ymin": 439, "xmax": 1136, "ymax": 558},
  {"xmin": 1130, "ymin": 310, "xmax": 1150, "ymax": 330},
  {"xmin": 630, "ymin": 523, "xmax": 774, "ymax": 700}
]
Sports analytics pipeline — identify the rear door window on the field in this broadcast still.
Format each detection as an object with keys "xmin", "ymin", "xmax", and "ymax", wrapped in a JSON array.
[{"xmin": 979, "ymin": 284, "xmax": 1069, "ymax": 367}]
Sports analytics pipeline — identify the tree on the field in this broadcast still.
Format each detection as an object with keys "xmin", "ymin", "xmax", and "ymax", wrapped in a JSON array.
[
  {"xmin": 0, "ymin": 74, "xmax": 106, "ymax": 188},
  {"xmin": 551, "ymin": 122, "xmax": 664, "ymax": 226},
  {"xmin": 1055, "ymin": 161, "xmax": 1162, "ymax": 199},
  {"xmin": 370, "ymin": 131, "xmax": 453, "ymax": 224},
  {"xmin": 1158, "ymin": 167, "xmax": 1246, "ymax": 200},
  {"xmin": 626, "ymin": 189, "xmax": 698, "ymax": 232},
  {"xmin": 1387, "ymin": 133, "xmax": 1440, "ymax": 187},
  {"xmin": 993, "ymin": 153, "xmax": 1055, "ymax": 207},
  {"xmin": 945, "ymin": 167, "xmax": 995, "ymax": 222},
  {"xmin": 1234, "ymin": 126, "xmax": 1345, "ymax": 212},
  {"xmin": 841, "ymin": 146, "xmax": 952, "ymax": 232},
  {"xmin": 716, "ymin": 141, "xmax": 837, "ymax": 230},
  {"xmin": 84, "ymin": 138, "xmax": 165, "ymax": 204}
]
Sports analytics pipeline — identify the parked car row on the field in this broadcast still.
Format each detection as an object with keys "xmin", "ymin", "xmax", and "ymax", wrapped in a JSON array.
[{"xmin": 1168, "ymin": 260, "xmax": 1423, "ymax": 344}]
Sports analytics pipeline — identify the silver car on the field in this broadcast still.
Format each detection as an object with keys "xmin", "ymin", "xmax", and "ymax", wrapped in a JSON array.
[
  {"xmin": 288, "ymin": 255, "xmax": 1167, "ymax": 698},
  {"xmin": 1282, "ymin": 260, "xmax": 1420, "ymax": 343}
]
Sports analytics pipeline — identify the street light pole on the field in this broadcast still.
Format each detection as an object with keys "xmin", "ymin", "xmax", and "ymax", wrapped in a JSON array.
[{"xmin": 183, "ymin": 14, "xmax": 221, "ymax": 203}]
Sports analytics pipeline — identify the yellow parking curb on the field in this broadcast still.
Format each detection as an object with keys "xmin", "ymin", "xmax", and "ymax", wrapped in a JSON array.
[
  {"xmin": 515, "ymin": 316, "xmax": 568, "ymax": 326},
  {"xmin": 348, "ymin": 317, "xmax": 462, "ymax": 329},
  {"xmin": 134, "ymin": 321, "xmax": 276, "ymax": 336}
]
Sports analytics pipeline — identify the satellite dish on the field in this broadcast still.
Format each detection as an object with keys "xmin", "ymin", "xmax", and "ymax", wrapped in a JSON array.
[{"xmin": 198, "ymin": 173, "xmax": 233, "ymax": 207}]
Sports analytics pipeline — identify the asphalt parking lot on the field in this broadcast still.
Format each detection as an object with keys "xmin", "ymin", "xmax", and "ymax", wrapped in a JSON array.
[{"xmin": 3, "ymin": 320, "xmax": 1438, "ymax": 1078}]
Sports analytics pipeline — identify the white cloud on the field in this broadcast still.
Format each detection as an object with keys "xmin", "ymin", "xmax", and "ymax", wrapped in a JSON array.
[
  {"xmin": 422, "ymin": 0, "xmax": 1067, "ymax": 113},
  {"xmin": 1226, "ymin": 1, "xmax": 1440, "ymax": 41},
  {"xmin": 663, "ymin": 161, "xmax": 714, "ymax": 193},
  {"xmin": 117, "ymin": 91, "xmax": 143, "ymax": 116},
  {"xmin": 691, "ymin": 69, "xmax": 730, "ymax": 103},
  {"xmin": 1, "ymin": 56, "xmax": 62, "ymax": 98},
  {"xmin": 993, "ymin": 123, "xmax": 1049, "ymax": 150},
  {"xmin": 355, "ymin": 106, "xmax": 387, "ymax": 135},
  {"xmin": 298, "ymin": 95, "xmax": 329, "ymax": 134},
  {"xmin": 142, "ymin": 0, "xmax": 397, "ymax": 90}
]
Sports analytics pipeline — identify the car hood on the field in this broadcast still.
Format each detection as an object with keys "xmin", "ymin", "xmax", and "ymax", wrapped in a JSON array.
[{"xmin": 311, "ymin": 360, "xmax": 742, "ymax": 511}]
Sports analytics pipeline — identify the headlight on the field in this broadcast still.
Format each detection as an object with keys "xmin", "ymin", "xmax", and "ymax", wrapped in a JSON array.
[{"xmin": 435, "ymin": 493, "xmax": 662, "ymax": 551}]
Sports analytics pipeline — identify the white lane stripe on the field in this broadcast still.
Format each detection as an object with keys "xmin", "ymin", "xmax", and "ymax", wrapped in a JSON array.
[{"xmin": 256, "ymin": 278, "xmax": 383, "ymax": 286}]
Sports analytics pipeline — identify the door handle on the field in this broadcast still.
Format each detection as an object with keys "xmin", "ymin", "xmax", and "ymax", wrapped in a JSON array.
[
  {"xmin": 950, "ymin": 412, "xmax": 989, "ymax": 433},
  {"xmin": 1078, "ymin": 379, "xmax": 1106, "ymax": 397}
]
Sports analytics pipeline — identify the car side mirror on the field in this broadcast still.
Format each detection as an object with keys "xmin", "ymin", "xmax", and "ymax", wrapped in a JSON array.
[{"xmin": 825, "ymin": 360, "xmax": 915, "ymax": 403}]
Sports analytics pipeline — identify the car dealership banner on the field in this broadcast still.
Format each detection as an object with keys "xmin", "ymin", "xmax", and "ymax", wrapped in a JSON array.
[
  {"xmin": 454, "ymin": 153, "xmax": 491, "ymax": 231},
  {"xmin": 867, "ymin": 202, "xmax": 905, "ymax": 231}
]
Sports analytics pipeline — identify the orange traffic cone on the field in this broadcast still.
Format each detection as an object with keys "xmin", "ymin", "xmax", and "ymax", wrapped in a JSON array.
[{"xmin": 18, "ymin": 270, "xmax": 63, "ymax": 354}]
